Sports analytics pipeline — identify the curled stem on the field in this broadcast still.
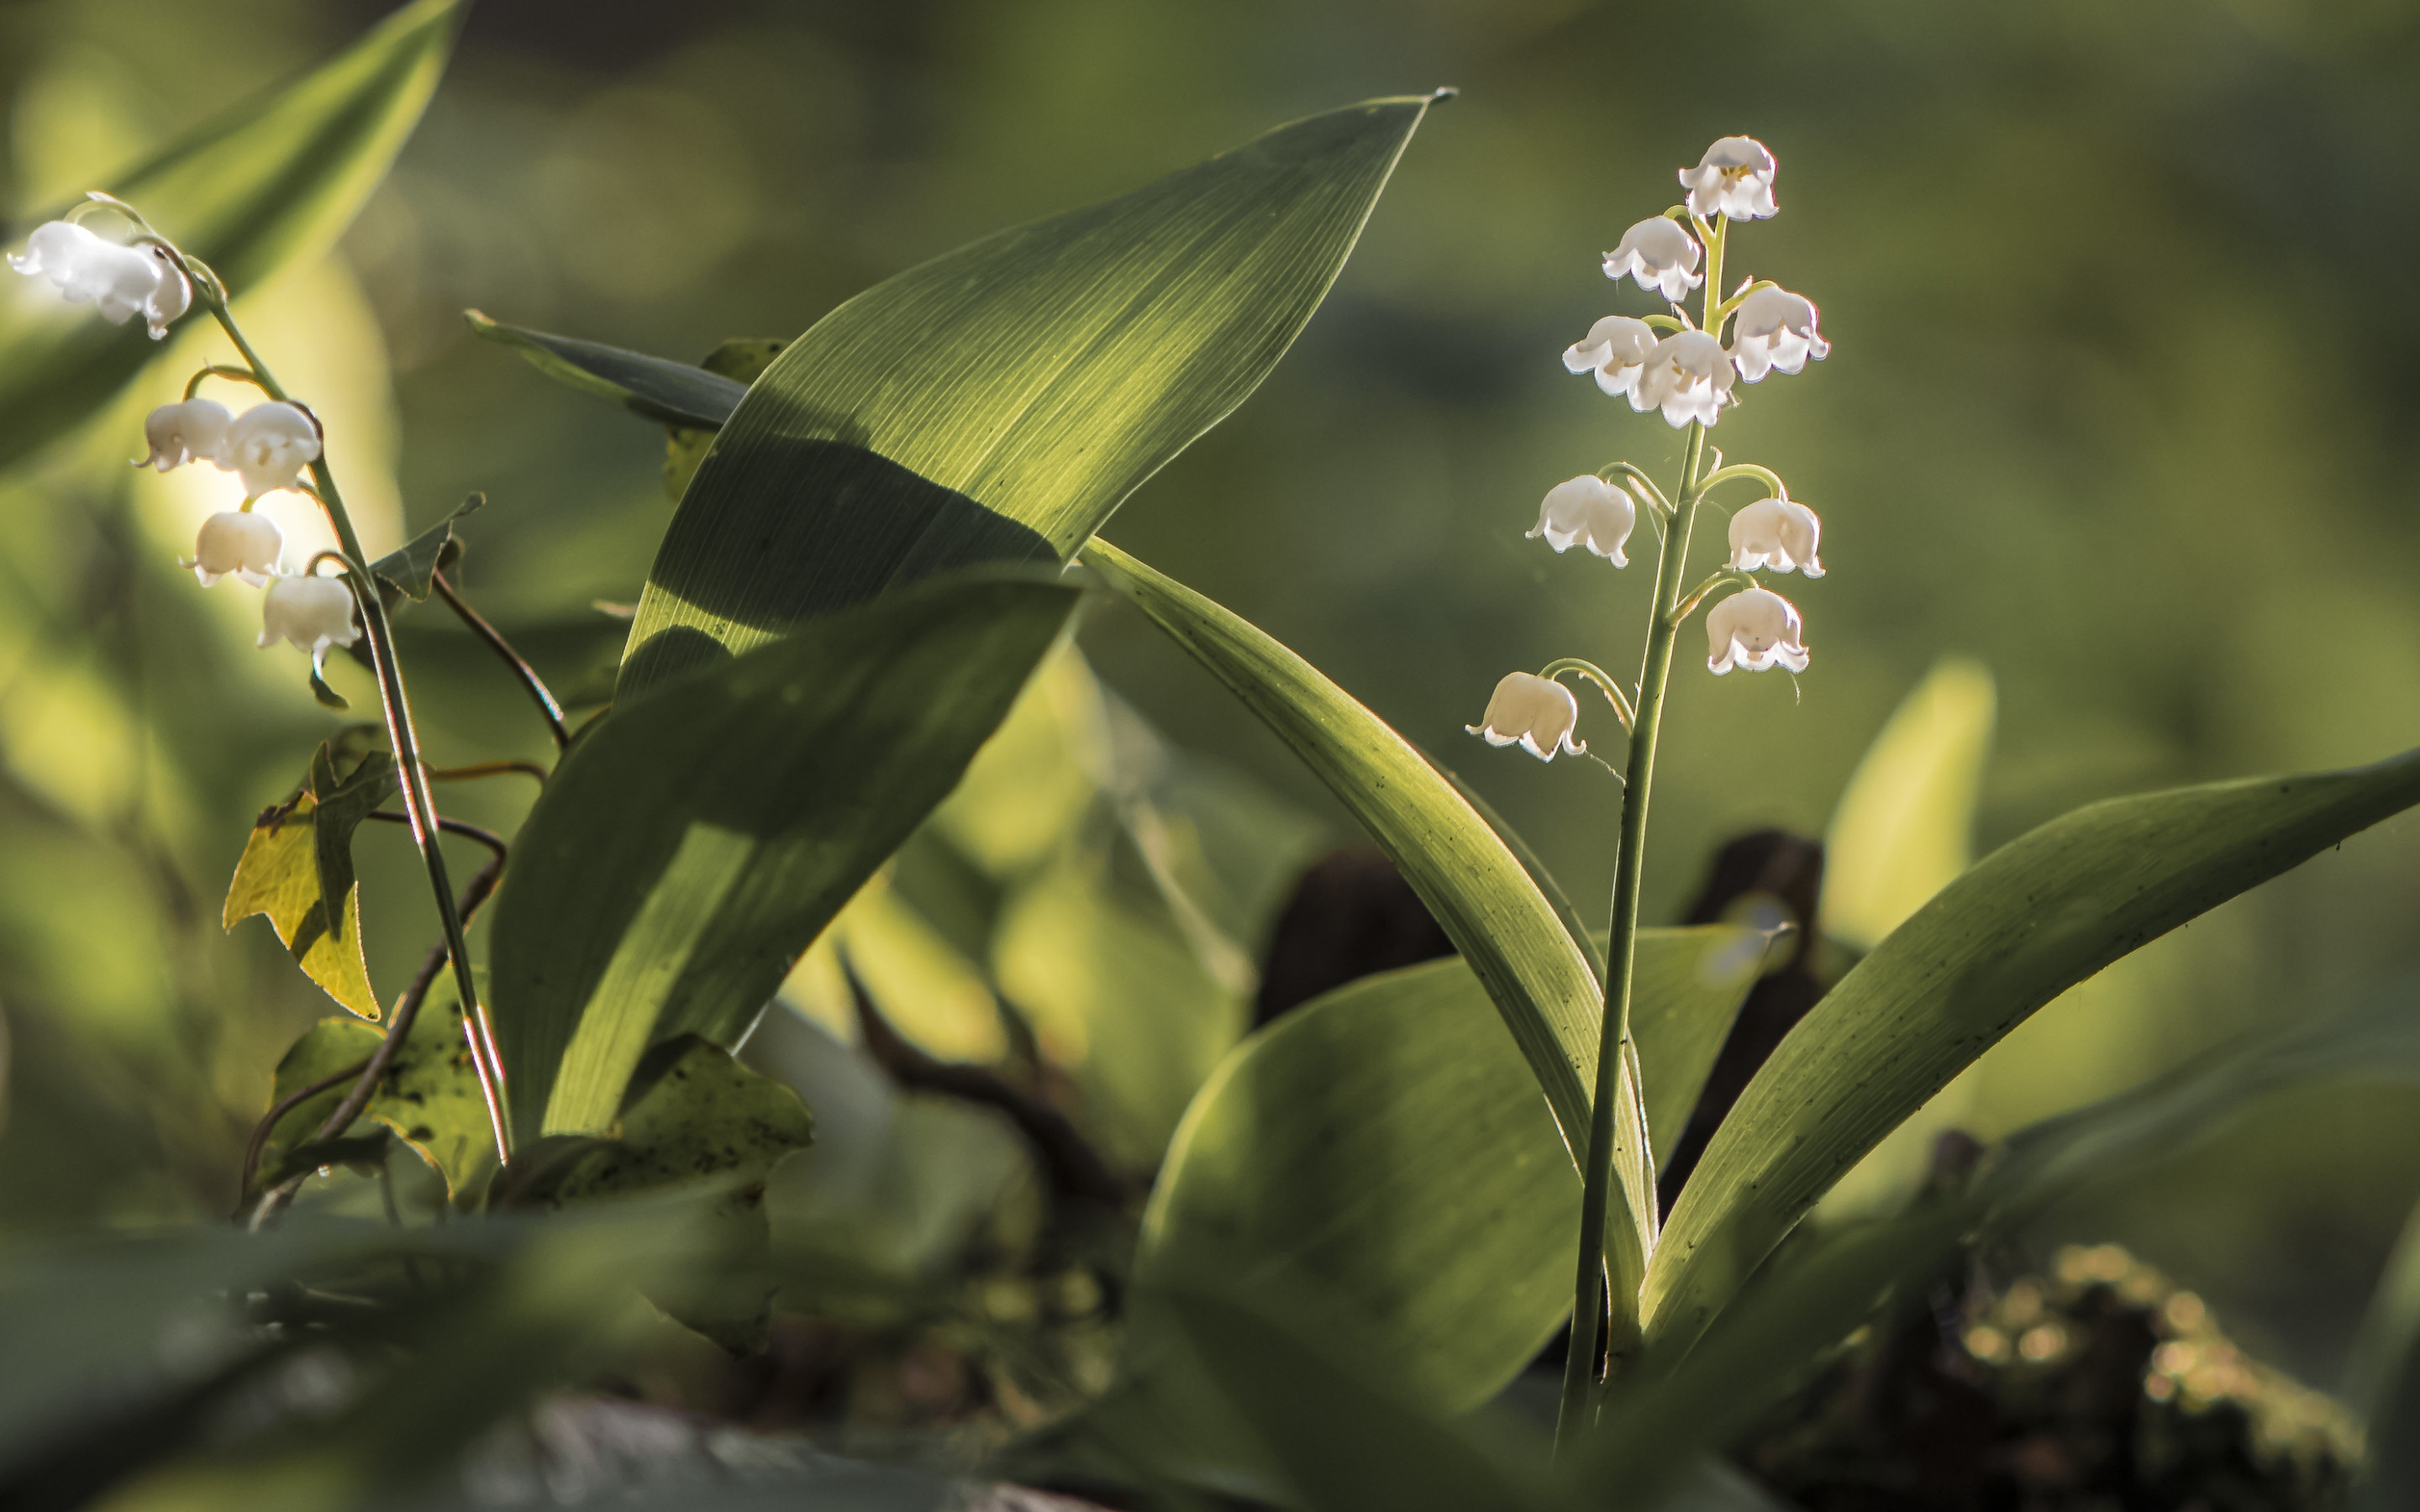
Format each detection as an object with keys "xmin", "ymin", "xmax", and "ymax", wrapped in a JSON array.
[
  {"xmin": 365, "ymin": 808, "xmax": 508, "ymax": 862},
  {"xmin": 1640, "ymin": 312, "xmax": 1690, "ymax": 334},
  {"xmin": 237, "ymin": 1057, "xmax": 371, "ymax": 1209},
  {"xmin": 183, "ymin": 364, "xmax": 273, "ymax": 402},
  {"xmin": 1669, "ymin": 569, "xmax": 1754, "ymax": 627},
  {"xmin": 431, "ymin": 570, "xmax": 568, "ymax": 750},
  {"xmin": 1697, "ymin": 462, "xmax": 1786, "ymax": 500},
  {"xmin": 1597, "ymin": 462, "xmax": 1675, "ymax": 517},
  {"xmin": 426, "ymin": 759, "xmax": 550, "ymax": 787},
  {"xmin": 190, "ymin": 265, "xmax": 510, "ymax": 1165},
  {"xmin": 1538, "ymin": 657, "xmax": 1636, "ymax": 732},
  {"xmin": 1711, "ymin": 278, "xmax": 1781, "ymax": 329}
]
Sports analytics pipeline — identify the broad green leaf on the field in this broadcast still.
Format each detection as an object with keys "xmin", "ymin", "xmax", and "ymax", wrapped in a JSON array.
[
  {"xmin": 487, "ymin": 572, "xmax": 1078, "ymax": 1143},
  {"xmin": 221, "ymin": 746, "xmax": 397, "ymax": 1020},
  {"xmin": 1644, "ymin": 743, "xmax": 2420, "ymax": 1357},
  {"xmin": 263, "ymin": 998, "xmax": 497, "ymax": 1199},
  {"xmin": 1134, "ymin": 929, "xmax": 1761, "ymax": 1419},
  {"xmin": 1078, "ymin": 537, "xmax": 1656, "ymax": 1277},
  {"xmin": 369, "ymin": 491, "xmax": 483, "ymax": 602},
  {"xmin": 463, "ymin": 310, "xmax": 750, "ymax": 429},
  {"xmin": 0, "ymin": 0, "xmax": 463, "ymax": 469},
  {"xmin": 1820, "ymin": 658, "xmax": 1996, "ymax": 951},
  {"xmin": 547, "ymin": 1035, "xmax": 815, "ymax": 1202},
  {"xmin": 1591, "ymin": 980, "xmax": 2420, "ymax": 1506},
  {"xmin": 619, "ymin": 94, "xmax": 1443, "ymax": 697}
]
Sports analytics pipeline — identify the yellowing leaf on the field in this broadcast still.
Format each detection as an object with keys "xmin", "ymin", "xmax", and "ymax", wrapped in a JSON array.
[{"xmin": 224, "ymin": 793, "xmax": 379, "ymax": 1021}]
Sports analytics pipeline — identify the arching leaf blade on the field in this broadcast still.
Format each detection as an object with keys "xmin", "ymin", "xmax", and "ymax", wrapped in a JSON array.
[
  {"xmin": 486, "ymin": 572, "xmax": 1078, "ymax": 1143},
  {"xmin": 1080, "ymin": 536, "xmax": 1658, "ymax": 1290},
  {"xmin": 1643, "ymin": 744, "xmax": 2420, "ymax": 1355},
  {"xmin": 620, "ymin": 94, "xmax": 1443, "ymax": 696}
]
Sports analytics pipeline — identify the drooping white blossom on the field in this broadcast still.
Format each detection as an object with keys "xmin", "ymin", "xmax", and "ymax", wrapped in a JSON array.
[
  {"xmin": 222, "ymin": 402, "xmax": 322, "ymax": 498},
  {"xmin": 1706, "ymin": 586, "xmax": 1809, "ymax": 675},
  {"xmin": 1602, "ymin": 217, "xmax": 1703, "ymax": 302},
  {"xmin": 1727, "ymin": 495, "xmax": 1823, "ymax": 578},
  {"xmin": 189, "ymin": 510, "xmax": 284, "ymax": 587},
  {"xmin": 259, "ymin": 574, "xmax": 360, "ymax": 659},
  {"xmin": 1728, "ymin": 286, "xmax": 1829, "ymax": 382},
  {"xmin": 1680, "ymin": 136, "xmax": 1779, "ymax": 222},
  {"xmin": 139, "ymin": 398, "xmax": 232, "ymax": 472},
  {"xmin": 8, "ymin": 219, "xmax": 191, "ymax": 339},
  {"xmin": 1527, "ymin": 475, "xmax": 1637, "ymax": 565},
  {"xmin": 1634, "ymin": 330, "xmax": 1735, "ymax": 428},
  {"xmin": 1466, "ymin": 671, "xmax": 1585, "ymax": 761},
  {"xmin": 1563, "ymin": 315, "xmax": 1658, "ymax": 399}
]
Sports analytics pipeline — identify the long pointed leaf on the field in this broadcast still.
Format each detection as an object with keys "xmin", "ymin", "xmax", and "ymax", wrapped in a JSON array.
[
  {"xmin": 1644, "ymin": 744, "xmax": 2420, "ymax": 1354},
  {"xmin": 620, "ymin": 94, "xmax": 1444, "ymax": 696},
  {"xmin": 487, "ymin": 572, "xmax": 1077, "ymax": 1141},
  {"xmin": 1080, "ymin": 536, "xmax": 1657, "ymax": 1282},
  {"xmin": 0, "ymin": 0, "xmax": 464, "ymax": 467},
  {"xmin": 463, "ymin": 311, "xmax": 746, "ymax": 429}
]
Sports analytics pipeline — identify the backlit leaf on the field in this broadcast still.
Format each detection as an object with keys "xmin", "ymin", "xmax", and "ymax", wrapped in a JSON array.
[
  {"xmin": 221, "ymin": 745, "xmax": 397, "ymax": 1020},
  {"xmin": 463, "ymin": 310, "xmax": 750, "ymax": 429},
  {"xmin": 486, "ymin": 572, "xmax": 1078, "ymax": 1143},
  {"xmin": 619, "ymin": 94, "xmax": 1444, "ymax": 696},
  {"xmin": 1820, "ymin": 657, "xmax": 1996, "ymax": 951}
]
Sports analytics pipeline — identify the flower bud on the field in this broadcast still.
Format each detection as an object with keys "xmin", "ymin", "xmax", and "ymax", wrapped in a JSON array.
[
  {"xmin": 1727, "ymin": 496, "xmax": 1823, "ymax": 578},
  {"xmin": 1680, "ymin": 137, "xmax": 1779, "ymax": 222},
  {"xmin": 140, "ymin": 398, "xmax": 232, "ymax": 472},
  {"xmin": 1527, "ymin": 475, "xmax": 1636, "ymax": 565},
  {"xmin": 1728, "ymin": 286, "xmax": 1828, "ymax": 382},
  {"xmin": 8, "ymin": 219, "xmax": 191, "ymax": 339},
  {"xmin": 1466, "ymin": 671, "xmax": 1584, "ymax": 761},
  {"xmin": 1635, "ymin": 330, "xmax": 1736, "ymax": 428},
  {"xmin": 1563, "ymin": 315, "xmax": 1657, "ymax": 399},
  {"xmin": 190, "ymin": 510, "xmax": 283, "ymax": 587},
  {"xmin": 1706, "ymin": 586, "xmax": 1808, "ymax": 675},
  {"xmin": 1602, "ymin": 217, "xmax": 1703, "ymax": 302},
  {"xmin": 223, "ymin": 402, "xmax": 322, "ymax": 498},
  {"xmin": 258, "ymin": 574, "xmax": 360, "ymax": 659}
]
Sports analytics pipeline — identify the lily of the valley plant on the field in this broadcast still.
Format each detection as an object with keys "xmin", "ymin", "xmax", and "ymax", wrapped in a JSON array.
[{"xmin": 1470, "ymin": 132, "xmax": 1830, "ymax": 1441}]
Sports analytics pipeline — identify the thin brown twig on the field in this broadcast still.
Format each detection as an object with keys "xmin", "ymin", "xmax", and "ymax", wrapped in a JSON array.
[
  {"xmin": 432, "ymin": 571, "xmax": 569, "ymax": 750},
  {"xmin": 426, "ymin": 759, "xmax": 549, "ymax": 786},
  {"xmin": 364, "ymin": 808, "xmax": 507, "ymax": 862},
  {"xmin": 236, "ymin": 1057, "xmax": 371, "ymax": 1210}
]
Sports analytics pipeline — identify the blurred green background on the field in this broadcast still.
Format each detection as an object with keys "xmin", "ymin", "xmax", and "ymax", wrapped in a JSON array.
[{"xmin": 1, "ymin": 0, "xmax": 2417, "ymax": 1399}]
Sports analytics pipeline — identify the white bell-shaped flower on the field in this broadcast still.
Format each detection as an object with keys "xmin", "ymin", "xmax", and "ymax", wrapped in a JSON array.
[
  {"xmin": 8, "ymin": 220, "xmax": 191, "ymax": 339},
  {"xmin": 1728, "ymin": 286, "xmax": 1829, "ymax": 382},
  {"xmin": 258, "ymin": 574, "xmax": 360, "ymax": 659},
  {"xmin": 1706, "ymin": 586, "xmax": 1809, "ymax": 675},
  {"xmin": 1602, "ymin": 218, "xmax": 1703, "ymax": 302},
  {"xmin": 189, "ymin": 510, "xmax": 284, "ymax": 587},
  {"xmin": 139, "ymin": 398, "xmax": 232, "ymax": 472},
  {"xmin": 1727, "ymin": 495, "xmax": 1823, "ymax": 578},
  {"xmin": 1527, "ymin": 475, "xmax": 1636, "ymax": 565},
  {"xmin": 1634, "ymin": 330, "xmax": 1735, "ymax": 428},
  {"xmin": 1680, "ymin": 137, "xmax": 1779, "ymax": 221},
  {"xmin": 222, "ymin": 402, "xmax": 322, "ymax": 498},
  {"xmin": 1466, "ymin": 671, "xmax": 1584, "ymax": 761},
  {"xmin": 1563, "ymin": 315, "xmax": 1658, "ymax": 399}
]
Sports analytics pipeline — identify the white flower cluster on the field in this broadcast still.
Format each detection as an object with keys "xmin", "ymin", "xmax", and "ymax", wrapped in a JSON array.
[
  {"xmin": 1567, "ymin": 138, "xmax": 1827, "ymax": 429},
  {"xmin": 143, "ymin": 396, "xmax": 355, "ymax": 659},
  {"xmin": 8, "ymin": 220, "xmax": 191, "ymax": 339},
  {"xmin": 1473, "ymin": 135, "xmax": 1836, "ymax": 761}
]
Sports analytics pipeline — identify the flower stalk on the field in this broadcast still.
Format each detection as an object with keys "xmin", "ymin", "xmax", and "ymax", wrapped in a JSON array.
[{"xmin": 192, "ymin": 277, "xmax": 513, "ymax": 1165}]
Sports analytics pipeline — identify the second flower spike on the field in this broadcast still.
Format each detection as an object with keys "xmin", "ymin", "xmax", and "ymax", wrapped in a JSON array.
[
  {"xmin": 1467, "ymin": 671, "xmax": 1586, "ymax": 761},
  {"xmin": 1528, "ymin": 475, "xmax": 1637, "ymax": 564},
  {"xmin": 1706, "ymin": 586, "xmax": 1810, "ymax": 675}
]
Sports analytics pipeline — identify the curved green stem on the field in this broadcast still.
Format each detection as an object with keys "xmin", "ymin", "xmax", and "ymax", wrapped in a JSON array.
[
  {"xmin": 1697, "ymin": 462, "xmax": 1786, "ymax": 499},
  {"xmin": 183, "ymin": 364, "xmax": 272, "ymax": 402},
  {"xmin": 1670, "ymin": 568, "xmax": 1754, "ymax": 627},
  {"xmin": 1712, "ymin": 278, "xmax": 1781, "ymax": 329},
  {"xmin": 1640, "ymin": 312, "xmax": 1690, "ymax": 334},
  {"xmin": 197, "ymin": 280, "xmax": 512, "ymax": 1166},
  {"xmin": 1557, "ymin": 421, "xmax": 1709, "ymax": 1446},
  {"xmin": 1539, "ymin": 658, "xmax": 1635, "ymax": 732},
  {"xmin": 1596, "ymin": 462, "xmax": 1674, "ymax": 517}
]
